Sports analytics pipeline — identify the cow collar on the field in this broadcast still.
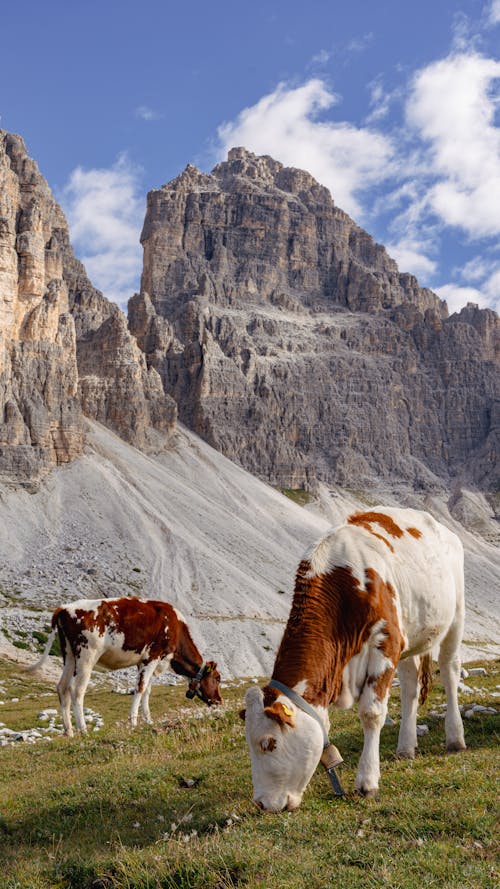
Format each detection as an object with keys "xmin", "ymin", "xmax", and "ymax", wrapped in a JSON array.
[
  {"xmin": 269, "ymin": 678, "xmax": 345, "ymax": 797},
  {"xmin": 269, "ymin": 678, "xmax": 330, "ymax": 746},
  {"xmin": 186, "ymin": 662, "xmax": 207, "ymax": 700}
]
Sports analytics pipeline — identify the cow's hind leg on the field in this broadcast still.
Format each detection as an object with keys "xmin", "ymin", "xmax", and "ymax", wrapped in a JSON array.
[
  {"xmin": 396, "ymin": 656, "xmax": 419, "ymax": 758},
  {"xmin": 57, "ymin": 657, "xmax": 75, "ymax": 737},
  {"xmin": 438, "ymin": 624, "xmax": 466, "ymax": 753},
  {"xmin": 130, "ymin": 660, "xmax": 158, "ymax": 726},
  {"xmin": 71, "ymin": 655, "xmax": 95, "ymax": 734}
]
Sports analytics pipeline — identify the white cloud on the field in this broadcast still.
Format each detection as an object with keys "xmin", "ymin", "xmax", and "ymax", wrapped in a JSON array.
[
  {"xmin": 61, "ymin": 155, "xmax": 144, "ymax": 309},
  {"xmin": 457, "ymin": 256, "xmax": 490, "ymax": 283},
  {"xmin": 366, "ymin": 77, "xmax": 393, "ymax": 122},
  {"xmin": 311, "ymin": 49, "xmax": 330, "ymax": 65},
  {"xmin": 346, "ymin": 33, "xmax": 373, "ymax": 53},
  {"xmin": 437, "ymin": 260, "xmax": 500, "ymax": 315},
  {"xmin": 216, "ymin": 79, "xmax": 395, "ymax": 219},
  {"xmin": 135, "ymin": 105, "xmax": 162, "ymax": 122},
  {"xmin": 488, "ymin": 0, "xmax": 500, "ymax": 25},
  {"xmin": 405, "ymin": 53, "xmax": 500, "ymax": 239},
  {"xmin": 436, "ymin": 282, "xmax": 489, "ymax": 314},
  {"xmin": 385, "ymin": 240, "xmax": 437, "ymax": 281}
]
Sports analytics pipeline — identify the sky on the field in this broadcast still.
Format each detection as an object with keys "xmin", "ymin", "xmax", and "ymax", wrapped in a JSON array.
[{"xmin": 1, "ymin": 0, "xmax": 499, "ymax": 314}]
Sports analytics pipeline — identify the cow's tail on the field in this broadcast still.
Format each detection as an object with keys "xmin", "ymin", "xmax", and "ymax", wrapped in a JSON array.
[
  {"xmin": 418, "ymin": 652, "xmax": 433, "ymax": 705},
  {"xmin": 25, "ymin": 611, "xmax": 61, "ymax": 673}
]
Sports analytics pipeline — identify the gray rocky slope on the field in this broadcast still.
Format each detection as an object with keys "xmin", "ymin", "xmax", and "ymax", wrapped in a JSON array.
[
  {"xmin": 129, "ymin": 148, "xmax": 499, "ymax": 495},
  {"xmin": 0, "ymin": 420, "xmax": 498, "ymax": 678}
]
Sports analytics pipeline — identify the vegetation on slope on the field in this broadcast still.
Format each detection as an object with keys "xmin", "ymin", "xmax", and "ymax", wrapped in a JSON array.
[{"xmin": 0, "ymin": 658, "xmax": 498, "ymax": 889}]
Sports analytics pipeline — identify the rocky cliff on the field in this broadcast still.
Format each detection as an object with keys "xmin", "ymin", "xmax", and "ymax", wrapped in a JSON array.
[
  {"xmin": 0, "ymin": 132, "xmax": 82, "ymax": 488},
  {"xmin": 0, "ymin": 131, "xmax": 176, "ymax": 488},
  {"xmin": 62, "ymin": 247, "xmax": 177, "ymax": 450},
  {"xmin": 130, "ymin": 148, "xmax": 499, "ymax": 493}
]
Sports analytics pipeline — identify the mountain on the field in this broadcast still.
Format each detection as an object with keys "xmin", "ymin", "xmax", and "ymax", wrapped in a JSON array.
[
  {"xmin": 130, "ymin": 147, "xmax": 499, "ymax": 495},
  {"xmin": 0, "ymin": 132, "xmax": 83, "ymax": 488},
  {"xmin": 0, "ymin": 134, "xmax": 498, "ymax": 676},
  {"xmin": 0, "ymin": 131, "xmax": 176, "ymax": 490}
]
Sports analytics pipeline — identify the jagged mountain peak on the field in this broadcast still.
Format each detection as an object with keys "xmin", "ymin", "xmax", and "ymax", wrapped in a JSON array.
[{"xmin": 131, "ymin": 147, "xmax": 498, "ymax": 494}]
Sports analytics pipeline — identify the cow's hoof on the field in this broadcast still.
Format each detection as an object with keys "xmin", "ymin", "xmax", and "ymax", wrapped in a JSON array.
[
  {"xmin": 396, "ymin": 749, "xmax": 416, "ymax": 760},
  {"xmin": 355, "ymin": 787, "xmax": 378, "ymax": 798},
  {"xmin": 446, "ymin": 741, "xmax": 467, "ymax": 753}
]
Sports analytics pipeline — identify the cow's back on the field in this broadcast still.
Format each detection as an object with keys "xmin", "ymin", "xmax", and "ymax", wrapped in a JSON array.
[
  {"xmin": 53, "ymin": 597, "xmax": 179, "ymax": 667},
  {"xmin": 306, "ymin": 507, "xmax": 464, "ymax": 657}
]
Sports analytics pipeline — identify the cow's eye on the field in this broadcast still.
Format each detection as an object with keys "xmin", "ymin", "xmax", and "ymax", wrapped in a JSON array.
[{"xmin": 259, "ymin": 737, "xmax": 277, "ymax": 753}]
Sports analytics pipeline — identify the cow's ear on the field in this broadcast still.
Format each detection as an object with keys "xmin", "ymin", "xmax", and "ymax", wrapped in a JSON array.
[
  {"xmin": 239, "ymin": 708, "xmax": 246, "ymax": 721},
  {"xmin": 264, "ymin": 701, "xmax": 295, "ymax": 728}
]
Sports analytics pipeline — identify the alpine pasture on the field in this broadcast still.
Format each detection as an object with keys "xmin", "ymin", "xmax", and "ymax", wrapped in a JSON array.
[{"xmin": 0, "ymin": 656, "xmax": 498, "ymax": 889}]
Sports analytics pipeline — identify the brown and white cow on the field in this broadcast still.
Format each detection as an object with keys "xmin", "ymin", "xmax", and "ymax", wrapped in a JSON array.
[
  {"xmin": 29, "ymin": 597, "xmax": 222, "ymax": 736},
  {"xmin": 242, "ymin": 507, "xmax": 466, "ymax": 812}
]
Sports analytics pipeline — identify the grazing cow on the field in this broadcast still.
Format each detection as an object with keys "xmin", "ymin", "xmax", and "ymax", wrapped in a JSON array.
[
  {"xmin": 242, "ymin": 507, "xmax": 466, "ymax": 812},
  {"xmin": 28, "ymin": 597, "xmax": 222, "ymax": 736}
]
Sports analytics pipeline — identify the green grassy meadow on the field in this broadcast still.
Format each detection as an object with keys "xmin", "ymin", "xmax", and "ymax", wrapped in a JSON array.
[{"xmin": 0, "ymin": 657, "xmax": 498, "ymax": 889}]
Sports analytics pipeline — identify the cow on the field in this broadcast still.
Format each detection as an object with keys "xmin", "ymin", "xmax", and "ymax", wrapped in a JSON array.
[
  {"xmin": 28, "ymin": 596, "xmax": 222, "ymax": 736},
  {"xmin": 242, "ymin": 507, "xmax": 466, "ymax": 812}
]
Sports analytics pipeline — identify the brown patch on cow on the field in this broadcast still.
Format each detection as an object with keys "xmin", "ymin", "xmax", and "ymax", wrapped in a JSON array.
[
  {"xmin": 364, "ymin": 568, "xmax": 404, "ymax": 684},
  {"xmin": 51, "ymin": 608, "xmax": 71, "ymax": 663},
  {"xmin": 348, "ymin": 511, "xmax": 404, "ymax": 542},
  {"xmin": 260, "ymin": 737, "xmax": 277, "ymax": 752},
  {"xmin": 200, "ymin": 661, "xmax": 222, "ymax": 705},
  {"xmin": 407, "ymin": 526, "xmax": 422, "ymax": 539},
  {"xmin": 367, "ymin": 666, "xmax": 395, "ymax": 701},
  {"xmin": 107, "ymin": 598, "xmax": 175, "ymax": 660},
  {"xmin": 263, "ymin": 685, "xmax": 280, "ymax": 709},
  {"xmin": 263, "ymin": 701, "xmax": 296, "ymax": 728},
  {"xmin": 271, "ymin": 561, "xmax": 404, "ymax": 709}
]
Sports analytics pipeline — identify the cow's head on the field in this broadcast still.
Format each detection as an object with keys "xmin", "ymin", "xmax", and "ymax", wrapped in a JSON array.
[
  {"xmin": 187, "ymin": 661, "xmax": 222, "ymax": 706},
  {"xmin": 241, "ymin": 685, "xmax": 324, "ymax": 812}
]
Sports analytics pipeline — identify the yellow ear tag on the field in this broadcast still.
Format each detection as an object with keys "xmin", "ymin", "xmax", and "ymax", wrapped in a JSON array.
[{"xmin": 282, "ymin": 704, "xmax": 294, "ymax": 717}]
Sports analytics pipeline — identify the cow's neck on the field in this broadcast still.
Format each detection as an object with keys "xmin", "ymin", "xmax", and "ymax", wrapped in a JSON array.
[
  {"xmin": 271, "ymin": 563, "xmax": 372, "ymax": 709},
  {"xmin": 171, "ymin": 623, "xmax": 203, "ymax": 679}
]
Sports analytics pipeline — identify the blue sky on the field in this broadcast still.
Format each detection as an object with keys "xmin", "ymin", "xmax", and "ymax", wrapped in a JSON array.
[{"xmin": 1, "ymin": 0, "xmax": 499, "ymax": 314}]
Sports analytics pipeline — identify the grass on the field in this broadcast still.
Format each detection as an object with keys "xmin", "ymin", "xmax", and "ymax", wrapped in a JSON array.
[
  {"xmin": 278, "ymin": 488, "xmax": 313, "ymax": 507},
  {"xmin": 0, "ymin": 657, "xmax": 498, "ymax": 889}
]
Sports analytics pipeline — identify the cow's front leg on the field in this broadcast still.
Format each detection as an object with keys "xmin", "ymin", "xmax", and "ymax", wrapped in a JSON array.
[
  {"xmin": 130, "ymin": 661, "xmax": 157, "ymax": 726},
  {"xmin": 355, "ymin": 684, "xmax": 390, "ymax": 797},
  {"xmin": 140, "ymin": 662, "xmax": 161, "ymax": 723},
  {"xmin": 397, "ymin": 656, "xmax": 419, "ymax": 758}
]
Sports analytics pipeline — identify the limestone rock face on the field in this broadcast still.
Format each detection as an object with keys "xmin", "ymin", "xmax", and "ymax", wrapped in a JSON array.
[
  {"xmin": 0, "ymin": 131, "xmax": 82, "ymax": 487},
  {"xmin": 62, "ymin": 249, "xmax": 177, "ymax": 449},
  {"xmin": 131, "ymin": 148, "xmax": 499, "ymax": 492},
  {"xmin": 0, "ymin": 130, "xmax": 177, "ymax": 488}
]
